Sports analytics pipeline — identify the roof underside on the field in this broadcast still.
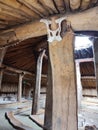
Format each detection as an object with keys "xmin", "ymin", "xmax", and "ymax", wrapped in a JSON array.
[{"xmin": 0, "ymin": 0, "xmax": 98, "ymax": 90}]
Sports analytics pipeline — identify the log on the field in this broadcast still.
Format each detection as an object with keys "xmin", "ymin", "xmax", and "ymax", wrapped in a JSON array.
[
  {"xmin": 17, "ymin": 73, "xmax": 24, "ymax": 102},
  {"xmin": 0, "ymin": 48, "xmax": 7, "ymax": 90},
  {"xmin": 63, "ymin": 0, "xmax": 70, "ymax": 12},
  {"xmin": 80, "ymin": 0, "xmax": 90, "ymax": 10},
  {"xmin": 0, "ymin": 7, "xmax": 98, "ymax": 47},
  {"xmin": 44, "ymin": 58, "xmax": 53, "ymax": 130},
  {"xmin": 44, "ymin": 17, "xmax": 77, "ymax": 130},
  {"xmin": 32, "ymin": 50, "xmax": 45, "ymax": 114},
  {"xmin": 93, "ymin": 38, "xmax": 98, "ymax": 95},
  {"xmin": 1, "ymin": 0, "xmax": 39, "ymax": 18},
  {"xmin": 70, "ymin": 0, "xmax": 81, "ymax": 10},
  {"xmin": 0, "ymin": 48, "xmax": 7, "ymax": 66},
  {"xmin": 53, "ymin": 0, "xmax": 65, "ymax": 13}
]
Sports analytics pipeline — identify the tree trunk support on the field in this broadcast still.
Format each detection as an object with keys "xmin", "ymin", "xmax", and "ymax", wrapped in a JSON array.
[
  {"xmin": 31, "ymin": 50, "xmax": 45, "ymax": 115},
  {"xmin": 0, "ymin": 47, "xmax": 7, "ymax": 90},
  {"xmin": 44, "ymin": 17, "xmax": 78, "ymax": 130},
  {"xmin": 75, "ymin": 61, "xmax": 82, "ymax": 112},
  {"xmin": 93, "ymin": 38, "xmax": 98, "ymax": 95},
  {"xmin": 17, "ymin": 73, "xmax": 24, "ymax": 102}
]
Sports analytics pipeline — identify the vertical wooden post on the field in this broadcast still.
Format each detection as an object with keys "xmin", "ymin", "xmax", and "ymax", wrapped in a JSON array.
[
  {"xmin": 0, "ymin": 48, "xmax": 7, "ymax": 66},
  {"xmin": 44, "ymin": 58, "xmax": 53, "ymax": 130},
  {"xmin": 75, "ymin": 61, "xmax": 82, "ymax": 112},
  {"xmin": 44, "ymin": 18, "xmax": 78, "ymax": 130},
  {"xmin": 31, "ymin": 50, "xmax": 45, "ymax": 115},
  {"xmin": 0, "ymin": 48, "xmax": 7, "ymax": 90},
  {"xmin": 0, "ymin": 69, "xmax": 3, "ymax": 90},
  {"xmin": 17, "ymin": 73, "xmax": 24, "ymax": 102},
  {"xmin": 93, "ymin": 38, "xmax": 98, "ymax": 95}
]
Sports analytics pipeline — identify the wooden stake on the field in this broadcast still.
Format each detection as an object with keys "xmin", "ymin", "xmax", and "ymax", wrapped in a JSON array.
[{"xmin": 31, "ymin": 50, "xmax": 45, "ymax": 115}]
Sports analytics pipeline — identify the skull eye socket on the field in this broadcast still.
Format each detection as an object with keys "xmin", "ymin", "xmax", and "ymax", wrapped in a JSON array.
[
  {"xmin": 50, "ymin": 32, "xmax": 53, "ymax": 36},
  {"xmin": 56, "ymin": 31, "xmax": 59, "ymax": 36}
]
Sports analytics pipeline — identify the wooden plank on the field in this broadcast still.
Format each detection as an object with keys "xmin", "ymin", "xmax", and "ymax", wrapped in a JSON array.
[
  {"xmin": 0, "ymin": 7, "xmax": 98, "ymax": 47},
  {"xmin": 32, "ymin": 50, "xmax": 45, "ymax": 114},
  {"xmin": 44, "ymin": 17, "xmax": 77, "ymax": 129}
]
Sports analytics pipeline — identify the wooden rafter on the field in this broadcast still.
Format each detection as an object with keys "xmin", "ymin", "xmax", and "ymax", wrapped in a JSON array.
[{"xmin": 0, "ymin": 6, "xmax": 98, "ymax": 47}]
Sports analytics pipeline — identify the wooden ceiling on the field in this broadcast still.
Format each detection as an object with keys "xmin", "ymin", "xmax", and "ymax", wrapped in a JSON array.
[
  {"xmin": 3, "ymin": 35, "xmax": 48, "ymax": 73},
  {"xmin": 0, "ymin": 0, "xmax": 98, "ymax": 76},
  {"xmin": 0, "ymin": 0, "xmax": 98, "ymax": 30}
]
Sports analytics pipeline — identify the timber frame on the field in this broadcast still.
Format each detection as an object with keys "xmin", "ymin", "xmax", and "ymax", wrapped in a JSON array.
[{"xmin": 0, "ymin": 1, "xmax": 98, "ymax": 130}]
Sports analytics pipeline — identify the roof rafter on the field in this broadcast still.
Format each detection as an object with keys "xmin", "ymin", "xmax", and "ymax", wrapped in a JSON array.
[{"xmin": 0, "ymin": 6, "xmax": 98, "ymax": 47}]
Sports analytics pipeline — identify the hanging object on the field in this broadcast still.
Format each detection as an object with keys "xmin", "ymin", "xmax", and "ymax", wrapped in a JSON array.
[{"xmin": 40, "ymin": 17, "xmax": 68, "ymax": 43}]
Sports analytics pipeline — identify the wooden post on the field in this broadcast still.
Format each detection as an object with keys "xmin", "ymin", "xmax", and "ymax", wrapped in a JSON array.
[
  {"xmin": 93, "ymin": 38, "xmax": 98, "ymax": 95},
  {"xmin": 17, "ymin": 73, "xmax": 24, "ymax": 102},
  {"xmin": 0, "ymin": 69, "xmax": 3, "ymax": 90},
  {"xmin": 44, "ymin": 58, "xmax": 53, "ymax": 130},
  {"xmin": 31, "ymin": 50, "xmax": 45, "ymax": 115},
  {"xmin": 0, "ymin": 48, "xmax": 7, "ymax": 90},
  {"xmin": 75, "ymin": 61, "xmax": 82, "ymax": 112},
  {"xmin": 44, "ymin": 18, "xmax": 78, "ymax": 130}
]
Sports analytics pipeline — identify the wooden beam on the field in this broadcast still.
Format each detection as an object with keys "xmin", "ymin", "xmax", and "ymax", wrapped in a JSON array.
[
  {"xmin": 0, "ymin": 69, "xmax": 3, "ymax": 90},
  {"xmin": 75, "ymin": 58, "xmax": 94, "ymax": 63},
  {"xmin": 81, "ymin": 76, "xmax": 96, "ymax": 79},
  {"xmin": 32, "ymin": 50, "xmax": 45, "ymax": 115},
  {"xmin": 44, "ymin": 18, "xmax": 77, "ymax": 130},
  {"xmin": 1, "ymin": 64, "xmax": 47, "ymax": 78},
  {"xmin": 93, "ymin": 38, "xmax": 98, "ymax": 95},
  {"xmin": 1, "ymin": 64, "xmax": 33, "ymax": 76},
  {"xmin": 44, "ymin": 58, "xmax": 53, "ymax": 130},
  {"xmin": 70, "ymin": 0, "xmax": 81, "ymax": 10},
  {"xmin": 75, "ymin": 62, "xmax": 82, "ymax": 112},
  {"xmin": 0, "ymin": 48, "xmax": 7, "ymax": 66},
  {"xmin": 17, "ymin": 73, "xmax": 24, "ymax": 102},
  {"xmin": 0, "ymin": 7, "xmax": 98, "ymax": 47},
  {"xmin": 0, "ymin": 48, "xmax": 7, "ymax": 90}
]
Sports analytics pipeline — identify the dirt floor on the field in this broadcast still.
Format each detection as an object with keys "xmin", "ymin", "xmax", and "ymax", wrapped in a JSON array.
[{"xmin": 0, "ymin": 96, "xmax": 98, "ymax": 130}]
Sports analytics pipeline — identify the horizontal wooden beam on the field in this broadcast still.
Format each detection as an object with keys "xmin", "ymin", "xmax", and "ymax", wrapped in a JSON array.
[
  {"xmin": 2, "ymin": 64, "xmax": 33, "ymax": 76},
  {"xmin": 81, "ymin": 76, "xmax": 96, "ymax": 80},
  {"xmin": 0, "ymin": 7, "xmax": 98, "ymax": 47},
  {"xmin": 75, "ymin": 58, "xmax": 94, "ymax": 63},
  {"xmin": 1, "ymin": 64, "xmax": 47, "ymax": 78}
]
